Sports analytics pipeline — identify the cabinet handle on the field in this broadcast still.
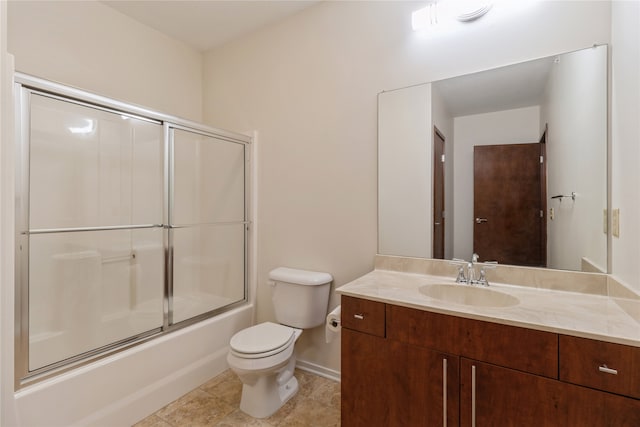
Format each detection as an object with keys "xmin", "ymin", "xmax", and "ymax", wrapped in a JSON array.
[
  {"xmin": 471, "ymin": 365, "xmax": 477, "ymax": 427},
  {"xmin": 442, "ymin": 358, "xmax": 447, "ymax": 427},
  {"xmin": 598, "ymin": 365, "xmax": 618, "ymax": 375},
  {"xmin": 353, "ymin": 314, "xmax": 364, "ymax": 320}
]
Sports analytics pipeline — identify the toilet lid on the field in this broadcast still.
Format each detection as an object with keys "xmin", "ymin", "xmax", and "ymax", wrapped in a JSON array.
[{"xmin": 230, "ymin": 322, "xmax": 295, "ymax": 355}]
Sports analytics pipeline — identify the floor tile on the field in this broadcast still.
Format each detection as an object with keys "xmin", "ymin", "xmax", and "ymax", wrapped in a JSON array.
[
  {"xmin": 309, "ymin": 378, "xmax": 341, "ymax": 408},
  {"xmin": 199, "ymin": 371, "xmax": 243, "ymax": 406},
  {"xmin": 215, "ymin": 409, "xmax": 277, "ymax": 427},
  {"xmin": 278, "ymin": 398, "xmax": 341, "ymax": 427},
  {"xmin": 154, "ymin": 389, "xmax": 235, "ymax": 426},
  {"xmin": 132, "ymin": 414, "xmax": 173, "ymax": 427},
  {"xmin": 133, "ymin": 369, "xmax": 340, "ymax": 427}
]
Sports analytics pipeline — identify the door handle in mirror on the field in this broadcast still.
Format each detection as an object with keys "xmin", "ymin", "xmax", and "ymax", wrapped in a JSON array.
[{"xmin": 475, "ymin": 218, "xmax": 488, "ymax": 224}]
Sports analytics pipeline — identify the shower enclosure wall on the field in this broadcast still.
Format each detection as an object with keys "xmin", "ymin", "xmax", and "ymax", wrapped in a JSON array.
[{"xmin": 14, "ymin": 74, "xmax": 250, "ymax": 387}]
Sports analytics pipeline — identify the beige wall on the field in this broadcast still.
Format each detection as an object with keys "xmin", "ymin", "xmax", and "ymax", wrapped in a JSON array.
[
  {"xmin": 8, "ymin": 0, "xmax": 203, "ymax": 121},
  {"xmin": 202, "ymin": 1, "xmax": 612, "ymax": 373},
  {"xmin": 543, "ymin": 46, "xmax": 608, "ymax": 272},
  {"xmin": 379, "ymin": 84, "xmax": 433, "ymax": 259},
  {"xmin": 611, "ymin": 1, "xmax": 640, "ymax": 290}
]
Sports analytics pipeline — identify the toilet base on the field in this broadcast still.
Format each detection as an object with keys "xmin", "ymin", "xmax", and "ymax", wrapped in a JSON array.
[{"xmin": 238, "ymin": 355, "xmax": 299, "ymax": 418}]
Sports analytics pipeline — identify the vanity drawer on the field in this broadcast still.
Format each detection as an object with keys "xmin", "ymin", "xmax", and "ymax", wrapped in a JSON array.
[
  {"xmin": 341, "ymin": 296, "xmax": 386, "ymax": 337},
  {"xmin": 387, "ymin": 305, "xmax": 558, "ymax": 378},
  {"xmin": 560, "ymin": 335, "xmax": 640, "ymax": 399}
]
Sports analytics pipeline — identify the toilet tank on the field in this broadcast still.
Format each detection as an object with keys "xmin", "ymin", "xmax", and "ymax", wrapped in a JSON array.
[{"xmin": 269, "ymin": 267, "xmax": 333, "ymax": 329}]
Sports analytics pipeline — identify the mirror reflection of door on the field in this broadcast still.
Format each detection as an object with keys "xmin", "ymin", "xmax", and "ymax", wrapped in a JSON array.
[
  {"xmin": 433, "ymin": 128, "xmax": 445, "ymax": 259},
  {"xmin": 473, "ymin": 143, "xmax": 545, "ymax": 266}
]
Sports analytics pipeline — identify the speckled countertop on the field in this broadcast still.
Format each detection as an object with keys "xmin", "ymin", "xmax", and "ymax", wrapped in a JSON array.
[{"xmin": 336, "ymin": 256, "xmax": 640, "ymax": 348}]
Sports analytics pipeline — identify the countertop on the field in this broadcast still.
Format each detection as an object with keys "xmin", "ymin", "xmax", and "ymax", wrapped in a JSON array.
[{"xmin": 336, "ymin": 268, "xmax": 640, "ymax": 348}]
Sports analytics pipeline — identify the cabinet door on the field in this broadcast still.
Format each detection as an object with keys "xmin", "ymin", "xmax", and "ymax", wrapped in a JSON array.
[
  {"xmin": 388, "ymin": 340, "xmax": 459, "ymax": 426},
  {"xmin": 342, "ymin": 328, "xmax": 459, "ymax": 427},
  {"xmin": 562, "ymin": 385, "xmax": 640, "ymax": 426},
  {"xmin": 461, "ymin": 358, "xmax": 640, "ymax": 427},
  {"xmin": 341, "ymin": 328, "xmax": 391, "ymax": 426},
  {"xmin": 460, "ymin": 358, "xmax": 563, "ymax": 427}
]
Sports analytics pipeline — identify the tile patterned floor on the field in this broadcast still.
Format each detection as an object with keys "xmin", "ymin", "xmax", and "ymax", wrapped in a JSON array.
[{"xmin": 133, "ymin": 369, "xmax": 341, "ymax": 426}]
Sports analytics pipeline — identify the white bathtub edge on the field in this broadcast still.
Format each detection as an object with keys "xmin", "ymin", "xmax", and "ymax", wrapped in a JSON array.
[{"xmin": 13, "ymin": 304, "xmax": 253, "ymax": 427}]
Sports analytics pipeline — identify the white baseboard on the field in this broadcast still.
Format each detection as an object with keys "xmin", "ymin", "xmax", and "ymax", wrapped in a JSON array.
[{"xmin": 296, "ymin": 359, "xmax": 340, "ymax": 383}]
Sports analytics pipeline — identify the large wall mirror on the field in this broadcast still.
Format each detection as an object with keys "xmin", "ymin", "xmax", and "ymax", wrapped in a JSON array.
[{"xmin": 378, "ymin": 44, "xmax": 608, "ymax": 272}]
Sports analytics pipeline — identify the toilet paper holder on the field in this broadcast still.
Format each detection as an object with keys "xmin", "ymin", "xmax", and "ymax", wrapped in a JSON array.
[{"xmin": 325, "ymin": 305, "xmax": 342, "ymax": 343}]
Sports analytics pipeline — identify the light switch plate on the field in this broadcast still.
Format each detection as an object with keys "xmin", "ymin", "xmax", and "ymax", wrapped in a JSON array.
[{"xmin": 612, "ymin": 208, "xmax": 620, "ymax": 238}]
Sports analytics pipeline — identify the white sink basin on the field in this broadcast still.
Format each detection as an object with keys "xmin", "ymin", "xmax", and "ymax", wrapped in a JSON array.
[{"xmin": 419, "ymin": 284, "xmax": 519, "ymax": 308}]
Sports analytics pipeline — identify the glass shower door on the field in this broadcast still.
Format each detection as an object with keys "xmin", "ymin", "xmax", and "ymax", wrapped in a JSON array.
[
  {"xmin": 16, "ymin": 75, "xmax": 251, "ymax": 386},
  {"xmin": 24, "ymin": 93, "xmax": 165, "ymax": 372},
  {"xmin": 170, "ymin": 128, "xmax": 247, "ymax": 324}
]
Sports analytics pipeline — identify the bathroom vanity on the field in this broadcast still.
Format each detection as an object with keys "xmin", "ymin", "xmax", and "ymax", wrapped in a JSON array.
[{"xmin": 338, "ymin": 257, "xmax": 640, "ymax": 426}]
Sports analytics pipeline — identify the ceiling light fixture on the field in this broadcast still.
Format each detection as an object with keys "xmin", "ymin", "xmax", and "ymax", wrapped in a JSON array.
[
  {"xmin": 455, "ymin": 2, "xmax": 493, "ymax": 22},
  {"xmin": 412, "ymin": 0, "xmax": 494, "ymax": 31}
]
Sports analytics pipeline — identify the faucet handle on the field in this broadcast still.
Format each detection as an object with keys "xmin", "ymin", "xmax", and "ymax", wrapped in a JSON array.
[
  {"xmin": 477, "ymin": 261, "xmax": 498, "ymax": 286},
  {"xmin": 471, "ymin": 253, "xmax": 479, "ymax": 263},
  {"xmin": 477, "ymin": 269, "xmax": 489, "ymax": 286},
  {"xmin": 449, "ymin": 259, "xmax": 468, "ymax": 283}
]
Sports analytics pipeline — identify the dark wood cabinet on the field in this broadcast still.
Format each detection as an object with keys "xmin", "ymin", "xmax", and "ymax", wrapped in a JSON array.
[
  {"xmin": 387, "ymin": 340, "xmax": 459, "ymax": 426},
  {"xmin": 341, "ymin": 295, "xmax": 386, "ymax": 337},
  {"xmin": 341, "ymin": 328, "xmax": 391, "ymax": 427},
  {"xmin": 460, "ymin": 358, "xmax": 564, "ymax": 427},
  {"xmin": 561, "ymin": 382, "xmax": 640, "ymax": 427},
  {"xmin": 341, "ymin": 295, "xmax": 640, "ymax": 426},
  {"xmin": 386, "ymin": 304, "xmax": 558, "ymax": 378},
  {"xmin": 341, "ymin": 296, "xmax": 459, "ymax": 426},
  {"xmin": 559, "ymin": 335, "xmax": 640, "ymax": 399},
  {"xmin": 460, "ymin": 358, "xmax": 640, "ymax": 427},
  {"xmin": 341, "ymin": 296, "xmax": 390, "ymax": 426}
]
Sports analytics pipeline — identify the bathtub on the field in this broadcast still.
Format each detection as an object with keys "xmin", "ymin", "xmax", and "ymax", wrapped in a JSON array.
[{"xmin": 13, "ymin": 302, "xmax": 253, "ymax": 426}]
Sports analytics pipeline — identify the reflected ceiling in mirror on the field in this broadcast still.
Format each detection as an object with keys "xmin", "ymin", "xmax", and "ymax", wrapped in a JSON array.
[{"xmin": 378, "ymin": 45, "xmax": 608, "ymax": 273}]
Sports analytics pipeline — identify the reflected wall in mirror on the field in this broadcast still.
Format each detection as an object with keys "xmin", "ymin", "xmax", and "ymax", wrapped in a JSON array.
[{"xmin": 378, "ymin": 45, "xmax": 608, "ymax": 272}]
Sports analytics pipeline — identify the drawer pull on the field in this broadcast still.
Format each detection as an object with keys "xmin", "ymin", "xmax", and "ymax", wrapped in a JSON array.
[
  {"xmin": 353, "ymin": 314, "xmax": 364, "ymax": 320},
  {"xmin": 598, "ymin": 365, "xmax": 618, "ymax": 375}
]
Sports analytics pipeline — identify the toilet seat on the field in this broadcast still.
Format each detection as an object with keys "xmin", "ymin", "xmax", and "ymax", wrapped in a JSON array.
[{"xmin": 230, "ymin": 322, "xmax": 295, "ymax": 359}]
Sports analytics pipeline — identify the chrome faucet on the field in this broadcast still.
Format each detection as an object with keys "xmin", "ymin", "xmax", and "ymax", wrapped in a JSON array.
[
  {"xmin": 451, "ymin": 253, "xmax": 496, "ymax": 286},
  {"xmin": 467, "ymin": 253, "xmax": 479, "ymax": 284}
]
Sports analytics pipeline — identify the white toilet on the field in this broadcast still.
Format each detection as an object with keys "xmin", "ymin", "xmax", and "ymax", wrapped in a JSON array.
[{"xmin": 227, "ymin": 267, "xmax": 333, "ymax": 418}]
